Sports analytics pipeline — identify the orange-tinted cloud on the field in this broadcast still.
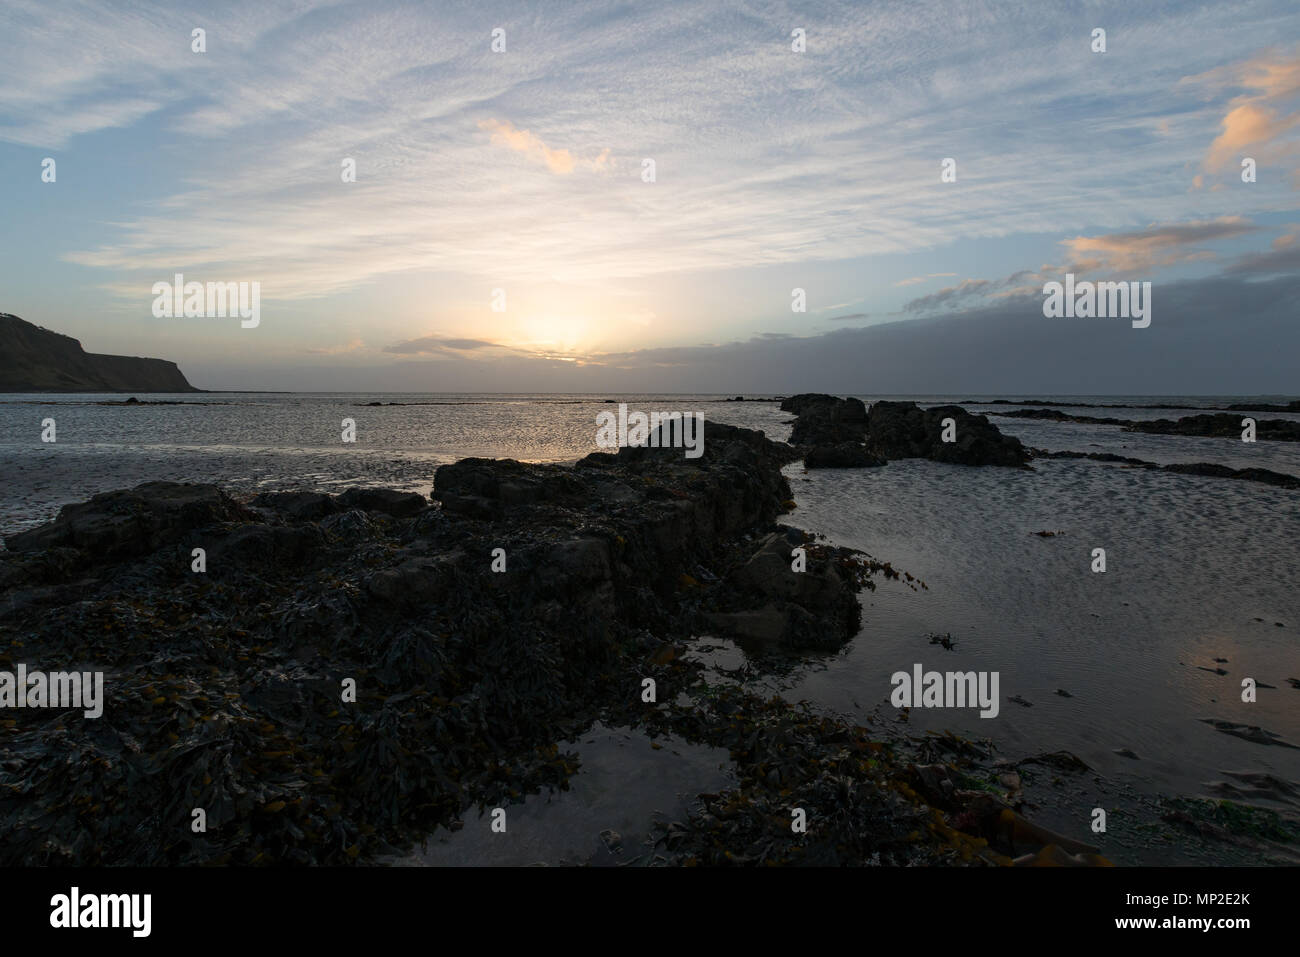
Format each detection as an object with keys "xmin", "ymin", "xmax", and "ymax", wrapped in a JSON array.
[
  {"xmin": 1061, "ymin": 217, "xmax": 1256, "ymax": 272},
  {"xmin": 1186, "ymin": 49, "xmax": 1300, "ymax": 176},
  {"xmin": 478, "ymin": 119, "xmax": 611, "ymax": 175}
]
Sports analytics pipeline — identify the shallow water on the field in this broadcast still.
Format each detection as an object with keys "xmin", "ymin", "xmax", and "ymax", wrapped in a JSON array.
[
  {"xmin": 389, "ymin": 724, "xmax": 732, "ymax": 866},
  {"xmin": 0, "ymin": 393, "xmax": 754, "ymax": 533},
  {"xmin": 784, "ymin": 456, "xmax": 1299, "ymax": 797}
]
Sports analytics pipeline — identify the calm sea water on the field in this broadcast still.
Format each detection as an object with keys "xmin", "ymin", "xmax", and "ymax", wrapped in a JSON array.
[{"xmin": 2, "ymin": 392, "xmax": 1297, "ymax": 830}]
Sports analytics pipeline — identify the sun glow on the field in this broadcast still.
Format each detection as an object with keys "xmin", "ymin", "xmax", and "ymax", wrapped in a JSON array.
[{"xmin": 512, "ymin": 312, "xmax": 591, "ymax": 354}]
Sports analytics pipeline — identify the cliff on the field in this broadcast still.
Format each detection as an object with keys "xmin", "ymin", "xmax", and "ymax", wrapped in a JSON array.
[{"xmin": 0, "ymin": 313, "xmax": 199, "ymax": 392}]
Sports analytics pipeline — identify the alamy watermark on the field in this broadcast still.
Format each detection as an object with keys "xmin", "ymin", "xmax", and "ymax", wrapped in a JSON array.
[
  {"xmin": 0, "ymin": 665, "xmax": 103, "ymax": 718},
  {"xmin": 891, "ymin": 663, "xmax": 999, "ymax": 718},
  {"xmin": 1042, "ymin": 273, "xmax": 1150, "ymax": 328},
  {"xmin": 152, "ymin": 273, "xmax": 260, "ymax": 328},
  {"xmin": 595, "ymin": 404, "xmax": 704, "ymax": 458},
  {"xmin": 50, "ymin": 887, "xmax": 150, "ymax": 937}
]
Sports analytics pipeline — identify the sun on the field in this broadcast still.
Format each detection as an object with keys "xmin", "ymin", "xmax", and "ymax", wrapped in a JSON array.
[{"xmin": 513, "ymin": 312, "xmax": 591, "ymax": 354}]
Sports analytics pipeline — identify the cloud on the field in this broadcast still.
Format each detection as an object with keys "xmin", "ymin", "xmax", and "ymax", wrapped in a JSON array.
[
  {"xmin": 1207, "ymin": 103, "xmax": 1296, "ymax": 170},
  {"xmin": 236, "ymin": 271, "xmax": 1300, "ymax": 394},
  {"xmin": 384, "ymin": 335, "xmax": 514, "ymax": 356},
  {"xmin": 903, "ymin": 278, "xmax": 990, "ymax": 313},
  {"xmin": 1060, "ymin": 217, "xmax": 1257, "ymax": 272},
  {"xmin": 898, "ymin": 216, "xmax": 1269, "ymax": 318},
  {"xmin": 824, "ymin": 312, "xmax": 869, "ymax": 322},
  {"xmin": 0, "ymin": 1, "xmax": 338, "ymax": 147},
  {"xmin": 477, "ymin": 119, "xmax": 611, "ymax": 175},
  {"xmin": 894, "ymin": 273, "xmax": 957, "ymax": 287},
  {"xmin": 1185, "ymin": 48, "xmax": 1300, "ymax": 178},
  {"xmin": 1223, "ymin": 232, "xmax": 1300, "ymax": 274},
  {"xmin": 9, "ymin": 0, "xmax": 1292, "ymax": 302}
]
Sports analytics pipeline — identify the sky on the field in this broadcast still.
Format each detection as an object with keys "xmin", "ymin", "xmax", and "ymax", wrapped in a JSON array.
[{"xmin": 1, "ymin": 0, "xmax": 1298, "ymax": 393}]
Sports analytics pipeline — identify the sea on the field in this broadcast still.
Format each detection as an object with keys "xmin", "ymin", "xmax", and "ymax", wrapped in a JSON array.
[{"xmin": 2, "ymin": 392, "xmax": 1297, "ymax": 863}]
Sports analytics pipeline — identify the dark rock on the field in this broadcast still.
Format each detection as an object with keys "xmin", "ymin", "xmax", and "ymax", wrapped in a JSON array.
[
  {"xmin": 779, "ymin": 393, "xmax": 838, "ymax": 414},
  {"xmin": 995, "ymin": 407, "xmax": 1069, "ymax": 420},
  {"xmin": 251, "ymin": 490, "xmax": 340, "ymax": 521},
  {"xmin": 337, "ymin": 487, "xmax": 428, "ymax": 517},
  {"xmin": 1036, "ymin": 449, "xmax": 1300, "ymax": 489},
  {"xmin": 703, "ymin": 529, "xmax": 865, "ymax": 654},
  {"xmin": 1128, "ymin": 413, "xmax": 1300, "ymax": 442},
  {"xmin": 366, "ymin": 550, "xmax": 463, "ymax": 604},
  {"xmin": 804, "ymin": 442, "xmax": 886, "ymax": 468},
  {"xmin": 4, "ymin": 481, "xmax": 250, "ymax": 557},
  {"xmin": 0, "ymin": 420, "xmax": 914, "ymax": 867},
  {"xmin": 1018, "ymin": 751, "xmax": 1091, "ymax": 772},
  {"xmin": 319, "ymin": 508, "xmax": 378, "ymax": 539},
  {"xmin": 435, "ymin": 458, "xmax": 586, "ymax": 506},
  {"xmin": 1199, "ymin": 718, "xmax": 1300, "ymax": 749},
  {"xmin": 865, "ymin": 401, "xmax": 1030, "ymax": 467},
  {"xmin": 1164, "ymin": 463, "xmax": 1300, "ymax": 489},
  {"xmin": 908, "ymin": 763, "xmax": 960, "ymax": 809},
  {"xmin": 781, "ymin": 394, "xmax": 868, "ymax": 446},
  {"xmin": 211, "ymin": 523, "xmax": 323, "ymax": 567},
  {"xmin": 1225, "ymin": 400, "xmax": 1300, "ymax": 413}
]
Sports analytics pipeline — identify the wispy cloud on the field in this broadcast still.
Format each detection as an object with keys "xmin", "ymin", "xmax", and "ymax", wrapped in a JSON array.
[
  {"xmin": 1061, "ymin": 217, "xmax": 1257, "ymax": 272},
  {"xmin": 898, "ymin": 216, "xmax": 1267, "ymax": 317},
  {"xmin": 903, "ymin": 278, "xmax": 990, "ymax": 313},
  {"xmin": 478, "ymin": 119, "xmax": 611, "ymax": 175},
  {"xmin": 894, "ymin": 273, "xmax": 956, "ymax": 287},
  {"xmin": 2, "ymin": 0, "xmax": 1289, "ymax": 305},
  {"xmin": 384, "ymin": 335, "xmax": 519, "ymax": 357}
]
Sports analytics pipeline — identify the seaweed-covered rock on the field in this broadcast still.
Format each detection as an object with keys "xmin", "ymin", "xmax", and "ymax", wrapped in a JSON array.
[
  {"xmin": 0, "ymin": 420, "xmax": 894, "ymax": 866},
  {"xmin": 782, "ymin": 394, "xmax": 868, "ymax": 446},
  {"xmin": 804, "ymin": 442, "xmax": 886, "ymax": 469},
  {"xmin": 251, "ymin": 490, "xmax": 340, "ymax": 521},
  {"xmin": 701, "ymin": 528, "xmax": 869, "ymax": 654},
  {"xmin": 866, "ymin": 401, "xmax": 1030, "ymax": 467},
  {"xmin": 1164, "ymin": 463, "xmax": 1300, "ymax": 489},
  {"xmin": 4, "ymin": 482, "xmax": 252, "ymax": 557},
  {"xmin": 1127, "ymin": 413, "xmax": 1300, "ymax": 441},
  {"xmin": 1225, "ymin": 400, "xmax": 1300, "ymax": 413},
  {"xmin": 211, "ymin": 523, "xmax": 325, "ymax": 567},
  {"xmin": 337, "ymin": 487, "xmax": 428, "ymax": 517}
]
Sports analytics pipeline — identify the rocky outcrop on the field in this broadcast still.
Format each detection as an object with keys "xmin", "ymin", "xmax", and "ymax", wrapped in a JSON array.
[
  {"xmin": 1127, "ymin": 413, "xmax": 1300, "ymax": 442},
  {"xmin": 0, "ymin": 420, "xmax": 893, "ymax": 866},
  {"xmin": 337, "ymin": 487, "xmax": 428, "ymax": 517},
  {"xmin": 1225, "ymin": 400, "xmax": 1300, "ymax": 413},
  {"xmin": 782, "ymin": 395, "xmax": 1029, "ymax": 468},
  {"xmin": 865, "ymin": 401, "xmax": 1030, "ymax": 467},
  {"xmin": 781, "ymin": 393, "xmax": 868, "ymax": 446},
  {"xmin": 993, "ymin": 408, "xmax": 1300, "ymax": 441},
  {"xmin": 804, "ymin": 442, "xmax": 886, "ymax": 469},
  {"xmin": 990, "ymin": 408, "xmax": 1130, "ymax": 426},
  {"xmin": 1034, "ymin": 449, "xmax": 1300, "ymax": 490},
  {"xmin": 1163, "ymin": 463, "xmax": 1300, "ymax": 487},
  {"xmin": 0, "ymin": 313, "xmax": 199, "ymax": 392},
  {"xmin": 5, "ymin": 481, "xmax": 253, "ymax": 558},
  {"xmin": 702, "ymin": 527, "xmax": 864, "ymax": 654},
  {"xmin": 251, "ymin": 490, "xmax": 342, "ymax": 521}
]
